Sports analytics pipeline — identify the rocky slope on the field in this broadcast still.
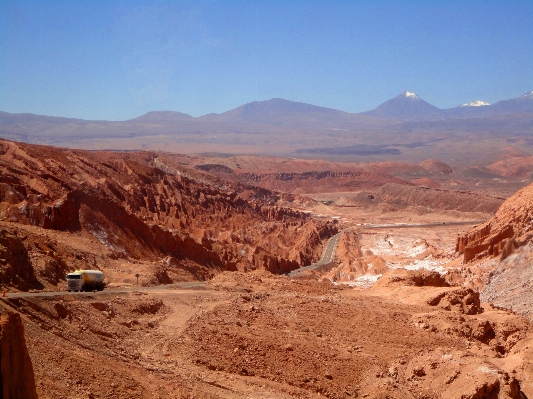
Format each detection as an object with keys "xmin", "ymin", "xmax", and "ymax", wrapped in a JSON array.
[
  {"xmin": 333, "ymin": 183, "xmax": 504, "ymax": 215},
  {"xmin": 418, "ymin": 159, "xmax": 453, "ymax": 175},
  {"xmin": 5, "ymin": 271, "xmax": 531, "ymax": 399},
  {"xmin": 0, "ymin": 312, "xmax": 39, "ymax": 399},
  {"xmin": 238, "ymin": 170, "xmax": 411, "ymax": 194},
  {"xmin": 456, "ymin": 182, "xmax": 533, "ymax": 322},
  {"xmin": 0, "ymin": 139, "xmax": 336, "ymax": 291},
  {"xmin": 193, "ymin": 158, "xmax": 459, "ymax": 194},
  {"xmin": 456, "ymin": 182, "xmax": 533, "ymax": 262}
]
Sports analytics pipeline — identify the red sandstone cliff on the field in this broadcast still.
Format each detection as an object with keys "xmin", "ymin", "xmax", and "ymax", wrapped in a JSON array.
[
  {"xmin": 456, "ymin": 182, "xmax": 533, "ymax": 262},
  {"xmin": 237, "ymin": 170, "xmax": 411, "ymax": 193},
  {"xmin": 0, "ymin": 140, "xmax": 336, "ymax": 290},
  {"xmin": 0, "ymin": 312, "xmax": 38, "ymax": 399},
  {"xmin": 457, "ymin": 182, "xmax": 533, "ymax": 323}
]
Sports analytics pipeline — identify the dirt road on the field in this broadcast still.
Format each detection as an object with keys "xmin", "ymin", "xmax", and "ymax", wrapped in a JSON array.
[
  {"xmin": 7, "ymin": 270, "xmax": 531, "ymax": 399},
  {"xmin": 1, "ymin": 281, "xmax": 207, "ymax": 299}
]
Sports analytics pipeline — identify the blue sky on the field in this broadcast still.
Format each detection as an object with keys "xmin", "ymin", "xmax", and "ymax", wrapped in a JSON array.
[{"xmin": 0, "ymin": 0, "xmax": 532, "ymax": 120}]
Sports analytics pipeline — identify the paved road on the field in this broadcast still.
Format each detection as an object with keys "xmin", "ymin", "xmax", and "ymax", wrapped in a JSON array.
[
  {"xmin": 286, "ymin": 219, "xmax": 483, "ymax": 277},
  {"xmin": 1, "ymin": 220, "xmax": 484, "ymax": 295},
  {"xmin": 287, "ymin": 231, "xmax": 344, "ymax": 277},
  {"xmin": 1, "ymin": 281, "xmax": 207, "ymax": 299}
]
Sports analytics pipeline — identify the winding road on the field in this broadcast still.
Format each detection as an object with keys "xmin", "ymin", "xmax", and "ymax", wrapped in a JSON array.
[
  {"xmin": 286, "ymin": 219, "xmax": 483, "ymax": 277},
  {"xmin": 1, "ymin": 220, "xmax": 483, "ymax": 297},
  {"xmin": 287, "ymin": 231, "xmax": 343, "ymax": 277}
]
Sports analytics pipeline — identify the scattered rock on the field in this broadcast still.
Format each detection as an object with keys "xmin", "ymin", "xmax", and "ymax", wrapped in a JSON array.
[
  {"xmin": 90, "ymin": 302, "xmax": 108, "ymax": 312},
  {"xmin": 427, "ymin": 288, "xmax": 482, "ymax": 315},
  {"xmin": 411, "ymin": 365, "xmax": 426, "ymax": 377}
]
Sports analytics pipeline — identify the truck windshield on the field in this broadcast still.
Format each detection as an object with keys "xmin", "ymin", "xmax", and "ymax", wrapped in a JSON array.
[{"xmin": 66, "ymin": 275, "xmax": 81, "ymax": 279}]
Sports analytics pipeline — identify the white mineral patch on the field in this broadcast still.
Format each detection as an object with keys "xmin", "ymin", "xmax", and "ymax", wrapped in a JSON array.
[
  {"xmin": 332, "ymin": 274, "xmax": 382, "ymax": 288},
  {"xmin": 405, "ymin": 243, "xmax": 428, "ymax": 257},
  {"xmin": 387, "ymin": 258, "xmax": 447, "ymax": 274}
]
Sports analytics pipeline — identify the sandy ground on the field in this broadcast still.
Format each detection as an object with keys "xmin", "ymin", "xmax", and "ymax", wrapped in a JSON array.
[
  {"xmin": 1, "ymin": 268, "xmax": 532, "ymax": 399},
  {"xmin": 2, "ymin": 194, "xmax": 532, "ymax": 398}
]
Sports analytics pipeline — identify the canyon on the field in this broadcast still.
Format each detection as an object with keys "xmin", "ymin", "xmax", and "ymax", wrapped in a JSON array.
[{"xmin": 1, "ymin": 137, "xmax": 533, "ymax": 398}]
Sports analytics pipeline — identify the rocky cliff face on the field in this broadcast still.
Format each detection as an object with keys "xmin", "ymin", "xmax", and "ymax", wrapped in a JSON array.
[
  {"xmin": 333, "ymin": 183, "xmax": 503, "ymax": 215},
  {"xmin": 456, "ymin": 182, "xmax": 533, "ymax": 262},
  {"xmin": 0, "ymin": 312, "xmax": 38, "ymax": 399},
  {"xmin": 0, "ymin": 140, "xmax": 336, "ymax": 290},
  {"xmin": 238, "ymin": 170, "xmax": 411, "ymax": 193},
  {"xmin": 457, "ymin": 182, "xmax": 533, "ymax": 322}
]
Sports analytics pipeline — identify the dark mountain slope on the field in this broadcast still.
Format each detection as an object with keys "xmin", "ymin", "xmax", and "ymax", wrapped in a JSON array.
[{"xmin": 364, "ymin": 91, "xmax": 442, "ymax": 119}]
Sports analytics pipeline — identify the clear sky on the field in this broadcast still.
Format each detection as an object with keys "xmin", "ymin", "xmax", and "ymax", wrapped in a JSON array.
[{"xmin": 0, "ymin": 0, "xmax": 532, "ymax": 120}]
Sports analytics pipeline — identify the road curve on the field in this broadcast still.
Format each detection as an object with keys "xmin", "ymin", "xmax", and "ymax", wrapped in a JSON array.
[
  {"xmin": 1, "ymin": 220, "xmax": 484, "ymax": 295},
  {"xmin": 287, "ymin": 230, "xmax": 344, "ymax": 277},
  {"xmin": 287, "ymin": 219, "xmax": 484, "ymax": 277}
]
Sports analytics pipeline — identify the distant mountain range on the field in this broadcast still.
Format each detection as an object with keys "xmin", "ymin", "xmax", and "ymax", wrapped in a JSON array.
[
  {"xmin": 0, "ymin": 90, "xmax": 532, "ymax": 160},
  {"xmin": 145, "ymin": 89, "xmax": 532, "ymax": 122},
  {"xmin": 197, "ymin": 98, "xmax": 370, "ymax": 128},
  {"xmin": 364, "ymin": 90, "xmax": 533, "ymax": 120},
  {"xmin": 1, "ymin": 90, "xmax": 531, "ymax": 129}
]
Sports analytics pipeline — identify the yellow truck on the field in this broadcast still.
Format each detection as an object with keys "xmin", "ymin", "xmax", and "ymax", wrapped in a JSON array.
[{"xmin": 66, "ymin": 270, "xmax": 105, "ymax": 292}]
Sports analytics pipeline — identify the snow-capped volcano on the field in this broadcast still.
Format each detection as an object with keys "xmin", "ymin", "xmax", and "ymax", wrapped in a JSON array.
[
  {"xmin": 460, "ymin": 100, "xmax": 490, "ymax": 107},
  {"xmin": 403, "ymin": 91, "xmax": 420, "ymax": 99},
  {"xmin": 519, "ymin": 90, "xmax": 533, "ymax": 99},
  {"xmin": 364, "ymin": 91, "xmax": 441, "ymax": 119}
]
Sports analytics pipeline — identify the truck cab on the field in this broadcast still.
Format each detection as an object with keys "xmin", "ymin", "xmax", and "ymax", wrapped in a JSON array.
[{"xmin": 66, "ymin": 272, "xmax": 83, "ymax": 292}]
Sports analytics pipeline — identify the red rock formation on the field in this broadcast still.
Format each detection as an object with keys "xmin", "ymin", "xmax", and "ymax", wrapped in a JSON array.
[
  {"xmin": 486, "ymin": 152, "xmax": 533, "ymax": 178},
  {"xmin": 0, "ymin": 312, "xmax": 38, "ymax": 399},
  {"xmin": 0, "ymin": 140, "xmax": 336, "ymax": 289},
  {"xmin": 418, "ymin": 159, "xmax": 453, "ymax": 174},
  {"xmin": 456, "ymin": 182, "xmax": 533, "ymax": 262},
  {"xmin": 409, "ymin": 177, "xmax": 441, "ymax": 189},
  {"xmin": 0, "ymin": 231, "xmax": 44, "ymax": 291},
  {"xmin": 342, "ymin": 183, "xmax": 503, "ymax": 214},
  {"xmin": 237, "ymin": 170, "xmax": 411, "ymax": 193},
  {"xmin": 426, "ymin": 288, "xmax": 482, "ymax": 315}
]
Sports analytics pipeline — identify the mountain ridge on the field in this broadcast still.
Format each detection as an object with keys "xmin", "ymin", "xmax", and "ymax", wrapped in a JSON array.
[
  {"xmin": 1, "ymin": 90, "xmax": 532, "ymax": 159},
  {"xmin": 2, "ymin": 90, "xmax": 532, "ymax": 124}
]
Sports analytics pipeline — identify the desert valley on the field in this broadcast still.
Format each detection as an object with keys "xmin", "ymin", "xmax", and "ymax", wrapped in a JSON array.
[{"xmin": 1, "ymin": 89, "xmax": 533, "ymax": 398}]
